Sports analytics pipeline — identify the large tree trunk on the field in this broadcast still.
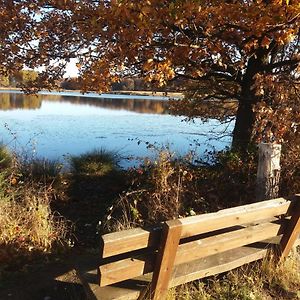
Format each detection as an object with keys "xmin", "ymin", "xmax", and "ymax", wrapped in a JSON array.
[
  {"xmin": 231, "ymin": 99, "xmax": 256, "ymax": 151},
  {"xmin": 232, "ymin": 56, "xmax": 262, "ymax": 151}
]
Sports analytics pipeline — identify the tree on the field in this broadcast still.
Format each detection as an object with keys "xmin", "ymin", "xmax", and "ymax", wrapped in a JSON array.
[
  {"xmin": 60, "ymin": 77, "xmax": 82, "ymax": 90},
  {"xmin": 22, "ymin": 70, "xmax": 38, "ymax": 83},
  {"xmin": 0, "ymin": 75, "xmax": 9, "ymax": 87},
  {"xmin": 8, "ymin": 70, "xmax": 38, "ymax": 87},
  {"xmin": 1, "ymin": 1, "xmax": 299, "ymax": 150}
]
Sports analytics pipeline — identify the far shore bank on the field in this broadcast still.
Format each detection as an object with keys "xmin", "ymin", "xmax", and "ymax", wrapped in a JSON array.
[{"xmin": 0, "ymin": 87, "xmax": 183, "ymax": 100}]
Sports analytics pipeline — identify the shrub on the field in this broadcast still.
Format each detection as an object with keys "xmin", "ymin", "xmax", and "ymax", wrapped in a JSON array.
[
  {"xmin": 280, "ymin": 144, "xmax": 300, "ymax": 196},
  {"xmin": 103, "ymin": 150, "xmax": 204, "ymax": 231},
  {"xmin": 103, "ymin": 148, "xmax": 258, "ymax": 232}
]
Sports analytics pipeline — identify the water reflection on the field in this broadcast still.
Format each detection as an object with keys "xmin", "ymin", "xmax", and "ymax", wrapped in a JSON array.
[
  {"xmin": 0, "ymin": 93, "xmax": 168, "ymax": 114},
  {"xmin": 0, "ymin": 93, "xmax": 42, "ymax": 110}
]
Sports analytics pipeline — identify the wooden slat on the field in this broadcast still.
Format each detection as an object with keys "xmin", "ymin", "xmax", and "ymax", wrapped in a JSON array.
[
  {"xmin": 84, "ymin": 246, "xmax": 270, "ymax": 300},
  {"xmin": 179, "ymin": 197, "xmax": 292, "ymax": 238},
  {"xmin": 279, "ymin": 195, "xmax": 300, "ymax": 260},
  {"xmin": 78, "ymin": 267, "xmax": 150, "ymax": 300},
  {"xmin": 101, "ymin": 227, "xmax": 161, "ymax": 258},
  {"xmin": 99, "ymin": 254, "xmax": 155, "ymax": 287},
  {"xmin": 171, "ymin": 244, "xmax": 270, "ymax": 287},
  {"xmin": 100, "ymin": 197, "xmax": 293, "ymax": 258},
  {"xmin": 98, "ymin": 221, "xmax": 283, "ymax": 286},
  {"xmin": 85, "ymin": 237, "xmax": 300, "ymax": 299},
  {"xmin": 175, "ymin": 222, "xmax": 282, "ymax": 265},
  {"xmin": 150, "ymin": 220, "xmax": 182, "ymax": 300}
]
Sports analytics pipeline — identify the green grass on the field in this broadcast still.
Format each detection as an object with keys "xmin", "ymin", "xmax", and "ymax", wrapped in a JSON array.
[{"xmin": 69, "ymin": 149, "xmax": 120, "ymax": 176}]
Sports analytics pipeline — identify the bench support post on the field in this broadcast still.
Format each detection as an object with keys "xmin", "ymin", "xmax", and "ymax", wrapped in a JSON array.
[
  {"xmin": 150, "ymin": 220, "xmax": 182, "ymax": 300},
  {"xmin": 279, "ymin": 195, "xmax": 300, "ymax": 260}
]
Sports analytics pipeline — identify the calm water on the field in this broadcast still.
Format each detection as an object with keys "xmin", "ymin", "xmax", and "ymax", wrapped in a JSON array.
[{"xmin": 0, "ymin": 91, "xmax": 233, "ymax": 167}]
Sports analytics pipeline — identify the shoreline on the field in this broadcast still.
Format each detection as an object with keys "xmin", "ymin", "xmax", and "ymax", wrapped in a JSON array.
[{"xmin": 0, "ymin": 87, "xmax": 183, "ymax": 100}]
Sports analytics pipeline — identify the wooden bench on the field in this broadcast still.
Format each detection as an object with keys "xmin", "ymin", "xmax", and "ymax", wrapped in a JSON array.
[{"xmin": 78, "ymin": 195, "xmax": 300, "ymax": 300}]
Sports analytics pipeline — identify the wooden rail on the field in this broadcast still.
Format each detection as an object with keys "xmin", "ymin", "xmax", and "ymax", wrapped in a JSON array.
[{"xmin": 79, "ymin": 195, "xmax": 300, "ymax": 300}]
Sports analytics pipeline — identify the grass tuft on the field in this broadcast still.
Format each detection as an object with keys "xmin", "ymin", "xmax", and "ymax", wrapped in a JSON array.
[
  {"xmin": 0, "ymin": 174, "xmax": 72, "ymax": 260},
  {"xmin": 0, "ymin": 144, "xmax": 12, "ymax": 170},
  {"xmin": 0, "ymin": 148, "xmax": 73, "ymax": 269},
  {"xmin": 69, "ymin": 149, "xmax": 120, "ymax": 176},
  {"xmin": 20, "ymin": 158, "xmax": 62, "ymax": 183}
]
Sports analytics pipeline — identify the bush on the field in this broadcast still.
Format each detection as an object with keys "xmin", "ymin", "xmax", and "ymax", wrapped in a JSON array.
[
  {"xmin": 103, "ymin": 148, "xmax": 258, "ymax": 232},
  {"xmin": 280, "ymin": 144, "xmax": 300, "ymax": 196},
  {"xmin": 103, "ymin": 150, "xmax": 205, "ymax": 231}
]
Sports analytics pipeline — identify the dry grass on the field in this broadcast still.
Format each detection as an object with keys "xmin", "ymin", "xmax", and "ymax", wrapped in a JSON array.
[
  {"xmin": 103, "ymin": 150, "xmax": 204, "ymax": 231},
  {"xmin": 0, "ymin": 153, "xmax": 72, "ymax": 266},
  {"xmin": 102, "ymin": 148, "xmax": 257, "ymax": 232},
  {"xmin": 167, "ymin": 249, "xmax": 300, "ymax": 300},
  {"xmin": 0, "ymin": 187, "xmax": 69, "ymax": 252}
]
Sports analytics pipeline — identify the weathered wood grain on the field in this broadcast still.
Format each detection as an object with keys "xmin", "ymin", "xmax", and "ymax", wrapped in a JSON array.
[
  {"xmin": 150, "ymin": 220, "xmax": 182, "ymax": 300},
  {"xmin": 99, "ymin": 221, "xmax": 283, "ymax": 286},
  {"xmin": 175, "ymin": 222, "xmax": 282, "ymax": 265},
  {"xmin": 101, "ymin": 227, "xmax": 161, "ymax": 258},
  {"xmin": 100, "ymin": 197, "xmax": 293, "ymax": 258},
  {"xmin": 99, "ymin": 254, "xmax": 155, "ymax": 287},
  {"xmin": 279, "ymin": 195, "xmax": 300, "ymax": 260},
  {"xmin": 171, "ymin": 244, "xmax": 270, "ymax": 287},
  {"xmin": 179, "ymin": 197, "xmax": 292, "ymax": 238}
]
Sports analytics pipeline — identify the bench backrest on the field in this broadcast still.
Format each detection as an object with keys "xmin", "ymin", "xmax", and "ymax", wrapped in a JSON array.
[{"xmin": 99, "ymin": 195, "xmax": 300, "ymax": 299}]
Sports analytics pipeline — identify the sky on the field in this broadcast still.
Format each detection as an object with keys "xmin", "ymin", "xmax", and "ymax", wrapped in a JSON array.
[{"xmin": 64, "ymin": 58, "xmax": 79, "ymax": 78}]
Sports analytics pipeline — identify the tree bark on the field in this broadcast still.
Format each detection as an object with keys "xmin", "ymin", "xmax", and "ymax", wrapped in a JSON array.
[
  {"xmin": 231, "ymin": 56, "xmax": 262, "ymax": 151},
  {"xmin": 232, "ymin": 100, "xmax": 255, "ymax": 151}
]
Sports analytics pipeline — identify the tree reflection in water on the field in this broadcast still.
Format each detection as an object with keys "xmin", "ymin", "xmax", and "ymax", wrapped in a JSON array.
[
  {"xmin": 0, "ymin": 93, "xmax": 42, "ymax": 110},
  {"xmin": 0, "ymin": 93, "xmax": 169, "ymax": 114}
]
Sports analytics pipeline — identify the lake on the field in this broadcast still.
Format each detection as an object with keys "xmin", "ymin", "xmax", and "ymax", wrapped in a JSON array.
[{"xmin": 0, "ymin": 91, "xmax": 233, "ymax": 167}]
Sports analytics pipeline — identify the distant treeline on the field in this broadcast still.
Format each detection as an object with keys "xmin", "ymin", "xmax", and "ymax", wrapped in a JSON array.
[
  {"xmin": 1, "ymin": 71, "xmax": 188, "ymax": 92},
  {"xmin": 0, "ymin": 70, "xmax": 38, "ymax": 87},
  {"xmin": 60, "ymin": 77, "xmax": 189, "ymax": 92}
]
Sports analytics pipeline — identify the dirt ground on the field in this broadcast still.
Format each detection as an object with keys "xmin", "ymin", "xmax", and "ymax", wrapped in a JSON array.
[{"xmin": 0, "ymin": 250, "xmax": 101, "ymax": 300}]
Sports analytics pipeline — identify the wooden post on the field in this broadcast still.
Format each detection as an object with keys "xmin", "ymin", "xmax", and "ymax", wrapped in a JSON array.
[
  {"xmin": 256, "ymin": 143, "xmax": 281, "ymax": 201},
  {"xmin": 150, "ymin": 220, "xmax": 182, "ymax": 300},
  {"xmin": 278, "ymin": 195, "xmax": 300, "ymax": 260}
]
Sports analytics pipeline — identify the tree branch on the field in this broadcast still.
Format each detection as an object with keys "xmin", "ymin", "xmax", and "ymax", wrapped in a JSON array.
[{"xmin": 265, "ymin": 58, "xmax": 300, "ymax": 72}]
